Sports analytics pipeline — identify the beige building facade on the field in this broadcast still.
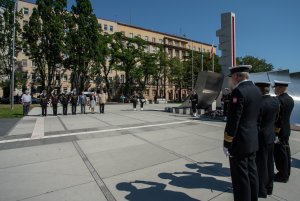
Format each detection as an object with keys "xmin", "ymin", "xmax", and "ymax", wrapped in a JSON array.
[{"xmin": 6, "ymin": 0, "xmax": 216, "ymax": 101}]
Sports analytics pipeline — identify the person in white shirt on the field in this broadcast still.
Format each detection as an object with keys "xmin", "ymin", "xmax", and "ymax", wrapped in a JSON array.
[{"xmin": 21, "ymin": 90, "xmax": 32, "ymax": 116}]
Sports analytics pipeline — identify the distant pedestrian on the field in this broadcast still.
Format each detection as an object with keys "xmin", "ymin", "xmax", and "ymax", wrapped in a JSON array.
[
  {"xmin": 222, "ymin": 88, "xmax": 231, "ymax": 121},
  {"xmin": 223, "ymin": 65, "xmax": 262, "ymax": 201},
  {"xmin": 90, "ymin": 92, "xmax": 96, "ymax": 114},
  {"xmin": 190, "ymin": 90, "xmax": 198, "ymax": 117},
  {"xmin": 255, "ymin": 82, "xmax": 280, "ymax": 198},
  {"xmin": 21, "ymin": 90, "xmax": 31, "ymax": 116},
  {"xmin": 39, "ymin": 90, "xmax": 49, "ymax": 116},
  {"xmin": 70, "ymin": 89, "xmax": 79, "ymax": 115},
  {"xmin": 139, "ymin": 92, "xmax": 146, "ymax": 111},
  {"xmin": 51, "ymin": 89, "xmax": 59, "ymax": 116},
  {"xmin": 97, "ymin": 89, "xmax": 108, "ymax": 113},
  {"xmin": 273, "ymin": 80, "xmax": 294, "ymax": 183},
  {"xmin": 130, "ymin": 91, "xmax": 139, "ymax": 111},
  {"xmin": 79, "ymin": 91, "xmax": 87, "ymax": 114},
  {"xmin": 60, "ymin": 91, "xmax": 69, "ymax": 115}
]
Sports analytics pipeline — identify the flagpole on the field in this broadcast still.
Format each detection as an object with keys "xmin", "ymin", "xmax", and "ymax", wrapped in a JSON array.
[
  {"xmin": 212, "ymin": 52, "xmax": 214, "ymax": 72},
  {"xmin": 201, "ymin": 45, "xmax": 203, "ymax": 71}
]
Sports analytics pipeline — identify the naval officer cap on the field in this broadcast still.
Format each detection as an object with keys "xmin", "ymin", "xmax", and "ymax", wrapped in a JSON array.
[
  {"xmin": 255, "ymin": 81, "xmax": 272, "ymax": 87},
  {"xmin": 228, "ymin": 65, "xmax": 252, "ymax": 76},
  {"xmin": 273, "ymin": 80, "xmax": 291, "ymax": 87}
]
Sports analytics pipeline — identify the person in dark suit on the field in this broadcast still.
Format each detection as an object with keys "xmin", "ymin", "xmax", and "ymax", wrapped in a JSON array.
[
  {"xmin": 255, "ymin": 82, "xmax": 280, "ymax": 198},
  {"xmin": 60, "ymin": 91, "xmax": 69, "ymax": 115},
  {"xmin": 223, "ymin": 65, "xmax": 262, "ymax": 201},
  {"xmin": 190, "ymin": 90, "xmax": 198, "ymax": 117},
  {"xmin": 70, "ymin": 89, "xmax": 79, "ymax": 115},
  {"xmin": 273, "ymin": 80, "xmax": 294, "ymax": 183},
  {"xmin": 39, "ymin": 90, "xmax": 49, "ymax": 116},
  {"xmin": 51, "ymin": 89, "xmax": 59, "ymax": 116}
]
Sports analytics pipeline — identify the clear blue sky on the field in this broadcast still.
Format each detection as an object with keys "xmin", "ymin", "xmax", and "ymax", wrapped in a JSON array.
[{"xmin": 38, "ymin": 0, "xmax": 300, "ymax": 72}]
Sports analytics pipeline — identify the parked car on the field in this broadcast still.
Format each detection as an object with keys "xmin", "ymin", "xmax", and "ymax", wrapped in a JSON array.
[
  {"xmin": 31, "ymin": 97, "xmax": 40, "ymax": 104},
  {"xmin": 0, "ymin": 96, "xmax": 21, "ymax": 104}
]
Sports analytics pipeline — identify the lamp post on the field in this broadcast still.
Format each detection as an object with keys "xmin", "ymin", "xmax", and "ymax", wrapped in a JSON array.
[
  {"xmin": 191, "ymin": 41, "xmax": 194, "ymax": 90},
  {"xmin": 10, "ymin": 0, "xmax": 17, "ymax": 109}
]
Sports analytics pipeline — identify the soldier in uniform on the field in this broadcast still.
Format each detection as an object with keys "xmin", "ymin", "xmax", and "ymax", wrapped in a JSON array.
[
  {"xmin": 60, "ymin": 90, "xmax": 69, "ymax": 115},
  {"xmin": 51, "ymin": 89, "xmax": 59, "ymax": 116},
  {"xmin": 70, "ymin": 89, "xmax": 79, "ymax": 115},
  {"xmin": 273, "ymin": 80, "xmax": 294, "ymax": 183},
  {"xmin": 39, "ymin": 90, "xmax": 49, "ymax": 116},
  {"xmin": 130, "ymin": 91, "xmax": 139, "ymax": 111},
  {"xmin": 255, "ymin": 82, "xmax": 280, "ymax": 198},
  {"xmin": 190, "ymin": 90, "xmax": 198, "ymax": 117},
  {"xmin": 223, "ymin": 65, "xmax": 262, "ymax": 201}
]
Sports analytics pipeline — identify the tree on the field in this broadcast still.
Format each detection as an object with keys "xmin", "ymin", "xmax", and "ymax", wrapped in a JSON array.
[
  {"xmin": 236, "ymin": 55, "xmax": 273, "ymax": 73},
  {"xmin": 23, "ymin": 0, "xmax": 67, "ymax": 92},
  {"xmin": 22, "ymin": 7, "xmax": 46, "ymax": 90},
  {"xmin": 65, "ymin": 0, "xmax": 100, "ymax": 93},
  {"xmin": 113, "ymin": 32, "xmax": 146, "ymax": 96},
  {"xmin": 169, "ymin": 57, "xmax": 185, "ymax": 101},
  {"xmin": 0, "ymin": 0, "xmax": 22, "ymax": 80}
]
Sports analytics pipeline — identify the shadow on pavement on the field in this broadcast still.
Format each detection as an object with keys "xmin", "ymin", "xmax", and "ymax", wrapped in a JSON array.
[
  {"xmin": 292, "ymin": 157, "xmax": 300, "ymax": 169},
  {"xmin": 186, "ymin": 162, "xmax": 231, "ymax": 177},
  {"xmin": 116, "ymin": 180, "xmax": 200, "ymax": 201},
  {"xmin": 0, "ymin": 118, "xmax": 21, "ymax": 136}
]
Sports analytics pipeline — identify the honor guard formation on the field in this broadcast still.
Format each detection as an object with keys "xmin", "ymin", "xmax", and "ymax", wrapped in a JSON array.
[{"xmin": 223, "ymin": 65, "xmax": 294, "ymax": 201}]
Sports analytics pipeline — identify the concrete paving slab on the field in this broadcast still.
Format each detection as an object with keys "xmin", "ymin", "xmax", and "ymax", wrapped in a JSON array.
[
  {"xmin": 44, "ymin": 117, "xmax": 66, "ymax": 132},
  {"xmin": 0, "ymin": 154, "xmax": 93, "ymax": 201},
  {"xmin": 86, "ymin": 142, "xmax": 179, "ymax": 178},
  {"xmin": 0, "ymin": 142, "xmax": 77, "ymax": 169},
  {"xmin": 0, "ymin": 118, "xmax": 20, "ymax": 136},
  {"xmin": 23, "ymin": 182, "xmax": 107, "ymax": 201}
]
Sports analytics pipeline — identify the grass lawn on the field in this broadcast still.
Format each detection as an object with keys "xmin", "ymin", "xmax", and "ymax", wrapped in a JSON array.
[{"xmin": 0, "ymin": 104, "xmax": 37, "ymax": 118}]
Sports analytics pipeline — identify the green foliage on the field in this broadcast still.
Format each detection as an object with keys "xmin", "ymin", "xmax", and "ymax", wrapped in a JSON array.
[
  {"xmin": 236, "ymin": 55, "xmax": 273, "ymax": 73},
  {"xmin": 0, "ymin": 0, "xmax": 22, "ymax": 78},
  {"xmin": 65, "ymin": 0, "xmax": 100, "ymax": 92}
]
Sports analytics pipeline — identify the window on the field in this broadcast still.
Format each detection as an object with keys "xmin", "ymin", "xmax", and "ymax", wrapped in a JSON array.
[
  {"xmin": 152, "ymin": 46, "xmax": 157, "ymax": 53},
  {"xmin": 175, "ymin": 50, "xmax": 179, "ymax": 57},
  {"xmin": 22, "ymin": 72, "xmax": 28, "ymax": 79},
  {"xmin": 152, "ymin": 90, "xmax": 156, "ymax": 96},
  {"xmin": 198, "ymin": 48, "xmax": 201, "ymax": 52},
  {"xmin": 104, "ymin": 24, "xmax": 108, "ymax": 31},
  {"xmin": 168, "ymin": 40, "xmax": 173, "ymax": 46},
  {"xmin": 31, "ymin": 60, "xmax": 36, "ymax": 67},
  {"xmin": 98, "ymin": 23, "xmax": 102, "ymax": 30},
  {"xmin": 110, "ymin": 25, "xmax": 113, "ymax": 32},
  {"xmin": 129, "ymin": 33, "xmax": 133, "ymax": 38},
  {"xmin": 174, "ymin": 41, "xmax": 179, "ymax": 46},
  {"xmin": 145, "ymin": 36, "xmax": 148, "ymax": 41},
  {"xmin": 22, "ymin": 59, "xmax": 27, "ymax": 67},
  {"xmin": 63, "ymin": 75, "xmax": 68, "ymax": 81},
  {"xmin": 121, "ymin": 74, "xmax": 125, "ymax": 83},
  {"xmin": 168, "ymin": 49, "xmax": 172, "ymax": 57},
  {"xmin": 159, "ymin": 39, "xmax": 163, "ymax": 44},
  {"xmin": 56, "ymin": 73, "xmax": 60, "ymax": 80},
  {"xmin": 137, "ymin": 34, "xmax": 141, "ymax": 38},
  {"xmin": 152, "ymin": 37, "xmax": 156, "ymax": 43},
  {"xmin": 23, "ymin": 7, "xmax": 29, "ymax": 15},
  {"xmin": 188, "ymin": 45, "xmax": 190, "ymax": 49}
]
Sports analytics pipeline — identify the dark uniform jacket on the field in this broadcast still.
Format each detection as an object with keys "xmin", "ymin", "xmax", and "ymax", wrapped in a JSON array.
[
  {"xmin": 70, "ymin": 94, "xmax": 78, "ymax": 105},
  {"xmin": 51, "ymin": 94, "xmax": 59, "ymax": 105},
  {"xmin": 190, "ymin": 94, "xmax": 199, "ymax": 104},
  {"xmin": 224, "ymin": 81, "xmax": 262, "ymax": 156},
  {"xmin": 275, "ymin": 93, "xmax": 294, "ymax": 142},
  {"xmin": 39, "ymin": 94, "xmax": 49, "ymax": 106},
  {"xmin": 60, "ymin": 94, "xmax": 69, "ymax": 105},
  {"xmin": 257, "ymin": 95, "xmax": 280, "ymax": 146}
]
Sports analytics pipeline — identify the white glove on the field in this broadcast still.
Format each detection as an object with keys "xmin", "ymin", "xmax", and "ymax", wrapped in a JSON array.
[
  {"xmin": 223, "ymin": 147, "xmax": 230, "ymax": 157},
  {"xmin": 274, "ymin": 136, "xmax": 280, "ymax": 144}
]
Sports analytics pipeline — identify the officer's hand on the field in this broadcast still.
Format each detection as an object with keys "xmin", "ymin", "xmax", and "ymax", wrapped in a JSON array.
[
  {"xmin": 274, "ymin": 136, "xmax": 280, "ymax": 144},
  {"xmin": 223, "ymin": 147, "xmax": 230, "ymax": 157}
]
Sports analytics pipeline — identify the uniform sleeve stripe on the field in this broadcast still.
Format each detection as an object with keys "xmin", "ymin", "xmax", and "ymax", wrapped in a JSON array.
[{"xmin": 224, "ymin": 133, "xmax": 234, "ymax": 142}]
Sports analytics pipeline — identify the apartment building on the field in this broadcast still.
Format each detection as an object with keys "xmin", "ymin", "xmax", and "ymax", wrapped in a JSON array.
[{"xmin": 11, "ymin": 0, "xmax": 216, "ymax": 101}]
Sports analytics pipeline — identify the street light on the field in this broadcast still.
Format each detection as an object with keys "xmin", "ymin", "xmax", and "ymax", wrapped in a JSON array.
[{"xmin": 10, "ymin": 0, "xmax": 17, "ymax": 109}]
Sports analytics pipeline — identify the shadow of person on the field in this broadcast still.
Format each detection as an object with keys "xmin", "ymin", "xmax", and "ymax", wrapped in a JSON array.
[
  {"xmin": 292, "ymin": 157, "xmax": 300, "ymax": 169},
  {"xmin": 116, "ymin": 180, "xmax": 200, "ymax": 201},
  {"xmin": 158, "ymin": 171, "xmax": 231, "ymax": 192},
  {"xmin": 186, "ymin": 162, "xmax": 230, "ymax": 177}
]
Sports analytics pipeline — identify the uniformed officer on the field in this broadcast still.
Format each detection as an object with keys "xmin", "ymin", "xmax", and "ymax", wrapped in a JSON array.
[
  {"xmin": 273, "ymin": 80, "xmax": 294, "ymax": 183},
  {"xmin": 70, "ymin": 89, "xmax": 79, "ymax": 115},
  {"xmin": 190, "ymin": 90, "xmax": 198, "ymax": 117},
  {"xmin": 51, "ymin": 89, "xmax": 59, "ymax": 116},
  {"xmin": 223, "ymin": 65, "xmax": 262, "ymax": 201},
  {"xmin": 255, "ymin": 82, "xmax": 280, "ymax": 198},
  {"xmin": 39, "ymin": 90, "xmax": 49, "ymax": 116},
  {"xmin": 60, "ymin": 91, "xmax": 69, "ymax": 115}
]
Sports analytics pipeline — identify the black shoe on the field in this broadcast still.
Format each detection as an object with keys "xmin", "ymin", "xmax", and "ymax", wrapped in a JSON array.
[
  {"xmin": 258, "ymin": 193, "xmax": 267, "ymax": 198},
  {"xmin": 274, "ymin": 175, "xmax": 288, "ymax": 183}
]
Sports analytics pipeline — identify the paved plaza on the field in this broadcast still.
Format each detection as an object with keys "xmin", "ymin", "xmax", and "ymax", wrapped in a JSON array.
[{"xmin": 0, "ymin": 103, "xmax": 299, "ymax": 201}]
